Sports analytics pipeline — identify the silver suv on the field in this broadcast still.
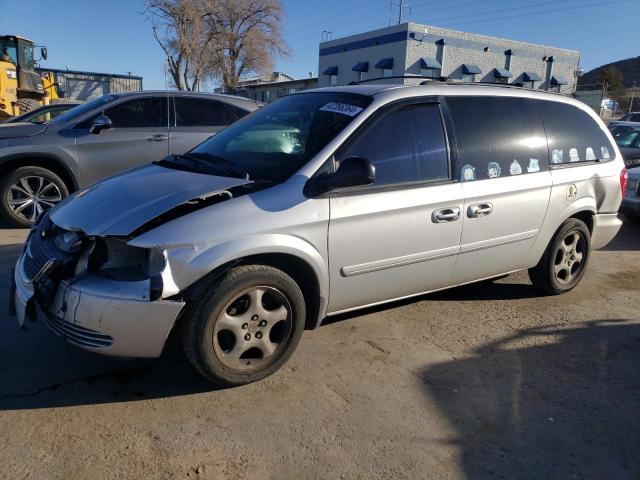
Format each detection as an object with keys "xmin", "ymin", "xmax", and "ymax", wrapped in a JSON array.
[
  {"xmin": 13, "ymin": 84, "xmax": 625, "ymax": 386},
  {"xmin": 0, "ymin": 91, "xmax": 259, "ymax": 226}
]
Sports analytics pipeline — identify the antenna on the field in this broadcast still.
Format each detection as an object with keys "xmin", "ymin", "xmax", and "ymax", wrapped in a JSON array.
[{"xmin": 390, "ymin": 0, "xmax": 411, "ymax": 24}]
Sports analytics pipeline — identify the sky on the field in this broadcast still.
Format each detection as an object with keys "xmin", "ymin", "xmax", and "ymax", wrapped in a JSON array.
[{"xmin": 2, "ymin": 0, "xmax": 639, "ymax": 90}]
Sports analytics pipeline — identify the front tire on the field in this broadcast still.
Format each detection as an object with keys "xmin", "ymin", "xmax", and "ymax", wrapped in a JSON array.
[
  {"xmin": 181, "ymin": 265, "xmax": 306, "ymax": 387},
  {"xmin": 0, "ymin": 166, "xmax": 68, "ymax": 227},
  {"xmin": 529, "ymin": 218, "xmax": 591, "ymax": 295}
]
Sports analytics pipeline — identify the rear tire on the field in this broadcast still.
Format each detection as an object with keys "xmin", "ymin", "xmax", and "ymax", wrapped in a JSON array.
[
  {"xmin": 181, "ymin": 265, "xmax": 306, "ymax": 387},
  {"xmin": 529, "ymin": 218, "xmax": 591, "ymax": 295},
  {"xmin": 17, "ymin": 98, "xmax": 40, "ymax": 115},
  {"xmin": 0, "ymin": 166, "xmax": 68, "ymax": 227}
]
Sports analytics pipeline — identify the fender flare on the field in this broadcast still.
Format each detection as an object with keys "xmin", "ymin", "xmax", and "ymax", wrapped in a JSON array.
[
  {"xmin": 0, "ymin": 152, "xmax": 79, "ymax": 190},
  {"xmin": 528, "ymin": 196, "xmax": 597, "ymax": 264},
  {"xmin": 164, "ymin": 233, "xmax": 330, "ymax": 326}
]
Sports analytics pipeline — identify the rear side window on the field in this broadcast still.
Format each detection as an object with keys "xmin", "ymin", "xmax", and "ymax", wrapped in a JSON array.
[
  {"xmin": 337, "ymin": 103, "xmax": 449, "ymax": 187},
  {"xmin": 174, "ymin": 97, "xmax": 236, "ymax": 126},
  {"xmin": 447, "ymin": 96, "xmax": 548, "ymax": 181},
  {"xmin": 536, "ymin": 100, "xmax": 616, "ymax": 164},
  {"xmin": 105, "ymin": 97, "xmax": 168, "ymax": 128}
]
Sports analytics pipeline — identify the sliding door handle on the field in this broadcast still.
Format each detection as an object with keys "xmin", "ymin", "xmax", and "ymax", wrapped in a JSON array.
[
  {"xmin": 432, "ymin": 207, "xmax": 461, "ymax": 223},
  {"xmin": 468, "ymin": 202, "xmax": 493, "ymax": 218}
]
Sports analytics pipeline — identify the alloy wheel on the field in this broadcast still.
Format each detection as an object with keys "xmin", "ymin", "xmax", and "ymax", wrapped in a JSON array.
[
  {"xmin": 553, "ymin": 230, "xmax": 586, "ymax": 285},
  {"xmin": 212, "ymin": 286, "xmax": 293, "ymax": 372},
  {"xmin": 7, "ymin": 176, "xmax": 63, "ymax": 223}
]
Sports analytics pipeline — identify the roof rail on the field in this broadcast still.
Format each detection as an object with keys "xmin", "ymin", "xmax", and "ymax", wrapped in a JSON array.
[{"xmin": 348, "ymin": 76, "xmax": 562, "ymax": 92}]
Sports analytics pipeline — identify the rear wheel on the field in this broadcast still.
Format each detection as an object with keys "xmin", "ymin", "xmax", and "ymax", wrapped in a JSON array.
[
  {"xmin": 17, "ymin": 98, "xmax": 40, "ymax": 115},
  {"xmin": 181, "ymin": 265, "xmax": 306, "ymax": 386},
  {"xmin": 0, "ymin": 166, "xmax": 68, "ymax": 227},
  {"xmin": 529, "ymin": 218, "xmax": 591, "ymax": 295}
]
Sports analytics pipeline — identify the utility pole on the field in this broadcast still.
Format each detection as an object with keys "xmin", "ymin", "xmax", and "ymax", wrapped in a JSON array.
[
  {"xmin": 391, "ymin": 0, "xmax": 411, "ymax": 24},
  {"xmin": 629, "ymin": 81, "xmax": 636, "ymax": 113}
]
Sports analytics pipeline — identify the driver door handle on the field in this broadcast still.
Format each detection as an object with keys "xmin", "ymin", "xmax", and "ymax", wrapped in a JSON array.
[
  {"xmin": 147, "ymin": 134, "xmax": 169, "ymax": 142},
  {"xmin": 432, "ymin": 207, "xmax": 461, "ymax": 223},
  {"xmin": 468, "ymin": 202, "xmax": 493, "ymax": 218}
]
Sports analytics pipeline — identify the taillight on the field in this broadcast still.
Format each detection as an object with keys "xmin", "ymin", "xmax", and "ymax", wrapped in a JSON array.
[{"xmin": 620, "ymin": 168, "xmax": 628, "ymax": 194}]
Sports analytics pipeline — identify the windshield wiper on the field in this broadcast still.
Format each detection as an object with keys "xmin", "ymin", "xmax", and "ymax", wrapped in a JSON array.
[
  {"xmin": 181, "ymin": 152, "xmax": 250, "ymax": 180},
  {"xmin": 159, "ymin": 153, "xmax": 250, "ymax": 180}
]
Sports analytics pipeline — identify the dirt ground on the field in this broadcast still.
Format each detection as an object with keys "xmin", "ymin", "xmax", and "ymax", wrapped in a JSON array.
[{"xmin": 0, "ymin": 220, "xmax": 639, "ymax": 480}]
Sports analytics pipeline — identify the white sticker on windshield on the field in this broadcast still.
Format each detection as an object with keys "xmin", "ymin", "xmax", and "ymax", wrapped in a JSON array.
[{"xmin": 319, "ymin": 102, "xmax": 364, "ymax": 116}]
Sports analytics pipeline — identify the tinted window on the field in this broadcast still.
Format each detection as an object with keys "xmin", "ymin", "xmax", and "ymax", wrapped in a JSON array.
[
  {"xmin": 225, "ymin": 103, "xmax": 252, "ymax": 121},
  {"xmin": 104, "ymin": 97, "xmax": 168, "ymax": 128},
  {"xmin": 53, "ymin": 94, "xmax": 115, "ymax": 126},
  {"xmin": 174, "ymin": 97, "xmax": 237, "ymax": 127},
  {"xmin": 536, "ymin": 100, "xmax": 616, "ymax": 164},
  {"xmin": 447, "ymin": 96, "xmax": 548, "ymax": 181},
  {"xmin": 337, "ymin": 103, "xmax": 449, "ymax": 187},
  {"xmin": 621, "ymin": 113, "xmax": 640, "ymax": 122}
]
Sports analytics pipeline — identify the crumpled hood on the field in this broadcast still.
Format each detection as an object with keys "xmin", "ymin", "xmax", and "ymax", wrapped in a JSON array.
[
  {"xmin": 50, "ymin": 163, "xmax": 251, "ymax": 236},
  {"xmin": 0, "ymin": 122, "xmax": 47, "ymax": 139}
]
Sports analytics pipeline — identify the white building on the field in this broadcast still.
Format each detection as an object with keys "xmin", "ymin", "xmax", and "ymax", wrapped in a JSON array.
[{"xmin": 318, "ymin": 22, "xmax": 581, "ymax": 93}]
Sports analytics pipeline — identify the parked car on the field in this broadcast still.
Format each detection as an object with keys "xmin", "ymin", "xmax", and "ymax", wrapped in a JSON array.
[
  {"xmin": 2, "ymin": 101, "xmax": 82, "ymax": 124},
  {"xmin": 0, "ymin": 91, "xmax": 260, "ymax": 226},
  {"xmin": 13, "ymin": 84, "xmax": 624, "ymax": 386},
  {"xmin": 620, "ymin": 166, "xmax": 640, "ymax": 220},
  {"xmin": 610, "ymin": 125, "xmax": 640, "ymax": 168},
  {"xmin": 617, "ymin": 112, "xmax": 640, "ymax": 123}
]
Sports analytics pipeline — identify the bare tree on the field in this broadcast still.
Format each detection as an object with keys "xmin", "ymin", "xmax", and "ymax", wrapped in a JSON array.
[
  {"xmin": 205, "ymin": 0, "xmax": 288, "ymax": 93},
  {"xmin": 144, "ymin": 0, "xmax": 218, "ymax": 91}
]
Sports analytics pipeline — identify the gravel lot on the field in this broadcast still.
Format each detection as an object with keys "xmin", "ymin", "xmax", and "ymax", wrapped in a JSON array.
[{"xmin": 0, "ymin": 220, "xmax": 639, "ymax": 480}]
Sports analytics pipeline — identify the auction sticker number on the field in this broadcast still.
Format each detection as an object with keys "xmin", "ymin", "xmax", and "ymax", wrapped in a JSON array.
[{"xmin": 319, "ymin": 102, "xmax": 364, "ymax": 116}]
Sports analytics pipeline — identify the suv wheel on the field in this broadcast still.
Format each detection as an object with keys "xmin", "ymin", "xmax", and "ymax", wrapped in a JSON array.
[
  {"xmin": 529, "ymin": 218, "xmax": 591, "ymax": 295},
  {"xmin": 182, "ymin": 265, "xmax": 306, "ymax": 387},
  {"xmin": 0, "ymin": 166, "xmax": 68, "ymax": 227}
]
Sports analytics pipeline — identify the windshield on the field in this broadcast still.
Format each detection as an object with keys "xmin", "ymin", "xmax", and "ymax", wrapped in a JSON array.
[
  {"xmin": 50, "ymin": 95, "xmax": 116, "ymax": 125},
  {"xmin": 616, "ymin": 130, "xmax": 640, "ymax": 148},
  {"xmin": 164, "ymin": 92, "xmax": 372, "ymax": 182}
]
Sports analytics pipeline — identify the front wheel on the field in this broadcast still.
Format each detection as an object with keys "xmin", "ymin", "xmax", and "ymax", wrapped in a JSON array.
[
  {"xmin": 181, "ymin": 265, "xmax": 306, "ymax": 387},
  {"xmin": 529, "ymin": 218, "xmax": 591, "ymax": 295},
  {"xmin": 0, "ymin": 166, "xmax": 68, "ymax": 227}
]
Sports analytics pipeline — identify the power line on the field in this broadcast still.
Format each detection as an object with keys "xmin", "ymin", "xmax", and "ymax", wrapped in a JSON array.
[
  {"xmin": 428, "ymin": 0, "xmax": 572, "ymax": 24},
  {"xmin": 447, "ymin": 0, "xmax": 632, "ymax": 27}
]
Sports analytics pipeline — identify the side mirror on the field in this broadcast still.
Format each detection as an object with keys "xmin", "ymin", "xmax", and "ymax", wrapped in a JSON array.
[
  {"xmin": 89, "ymin": 115, "xmax": 112, "ymax": 134},
  {"xmin": 40, "ymin": 47, "xmax": 48, "ymax": 60},
  {"xmin": 305, "ymin": 156, "xmax": 375, "ymax": 196}
]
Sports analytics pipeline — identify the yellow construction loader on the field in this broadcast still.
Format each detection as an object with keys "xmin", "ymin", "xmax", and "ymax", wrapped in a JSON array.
[{"xmin": 0, "ymin": 34, "xmax": 59, "ymax": 120}]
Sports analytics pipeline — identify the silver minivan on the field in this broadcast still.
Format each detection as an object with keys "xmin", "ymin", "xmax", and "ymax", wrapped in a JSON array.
[{"xmin": 13, "ymin": 84, "xmax": 625, "ymax": 386}]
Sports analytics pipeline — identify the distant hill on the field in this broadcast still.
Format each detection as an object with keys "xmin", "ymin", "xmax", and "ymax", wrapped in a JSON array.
[{"xmin": 579, "ymin": 57, "xmax": 640, "ymax": 88}]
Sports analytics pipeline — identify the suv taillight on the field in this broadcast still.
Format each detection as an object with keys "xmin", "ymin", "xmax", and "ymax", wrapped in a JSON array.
[{"xmin": 620, "ymin": 168, "xmax": 628, "ymax": 194}]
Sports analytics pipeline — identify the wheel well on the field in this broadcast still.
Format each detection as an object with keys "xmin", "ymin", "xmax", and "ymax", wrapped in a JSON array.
[
  {"xmin": 183, "ymin": 253, "xmax": 322, "ymax": 330},
  {"xmin": 569, "ymin": 210, "xmax": 594, "ymax": 234},
  {"xmin": 0, "ymin": 157, "xmax": 77, "ymax": 193}
]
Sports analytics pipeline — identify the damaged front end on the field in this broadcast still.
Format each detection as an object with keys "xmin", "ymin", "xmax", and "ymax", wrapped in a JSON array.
[{"xmin": 15, "ymin": 212, "xmax": 185, "ymax": 358}]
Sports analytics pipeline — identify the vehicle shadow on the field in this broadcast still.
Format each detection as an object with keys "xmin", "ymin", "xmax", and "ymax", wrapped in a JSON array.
[
  {"xmin": 419, "ymin": 321, "xmax": 640, "ymax": 479},
  {"xmin": 0, "ymin": 243, "xmax": 218, "ymax": 411},
  {"xmin": 324, "ymin": 278, "xmax": 541, "ymax": 326}
]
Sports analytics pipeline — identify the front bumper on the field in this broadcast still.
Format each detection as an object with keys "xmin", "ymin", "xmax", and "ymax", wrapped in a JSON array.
[{"xmin": 13, "ymin": 254, "xmax": 185, "ymax": 358}]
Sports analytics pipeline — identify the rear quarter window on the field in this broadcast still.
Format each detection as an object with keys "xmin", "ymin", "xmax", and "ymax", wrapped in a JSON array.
[
  {"xmin": 535, "ymin": 100, "xmax": 616, "ymax": 164},
  {"xmin": 446, "ymin": 96, "xmax": 548, "ymax": 181}
]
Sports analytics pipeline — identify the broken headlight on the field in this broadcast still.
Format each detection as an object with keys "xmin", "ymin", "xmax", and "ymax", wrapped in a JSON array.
[
  {"xmin": 90, "ymin": 238, "xmax": 166, "ymax": 281},
  {"xmin": 53, "ymin": 230, "xmax": 84, "ymax": 253}
]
